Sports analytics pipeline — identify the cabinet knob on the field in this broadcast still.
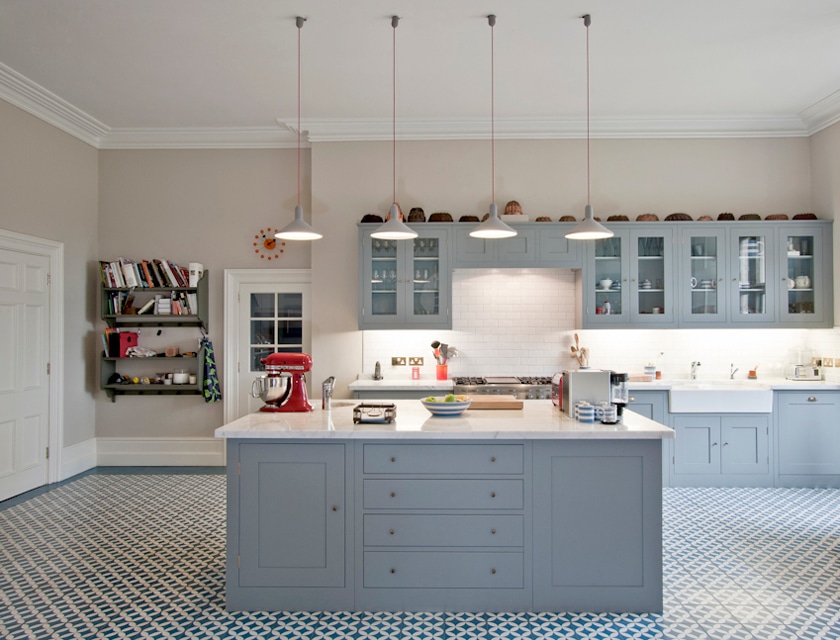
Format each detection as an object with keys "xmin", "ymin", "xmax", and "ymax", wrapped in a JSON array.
[
  {"xmin": 332, "ymin": 505, "xmax": 338, "ymax": 511},
  {"xmin": 808, "ymin": 396, "xmax": 817, "ymax": 402},
  {"xmin": 389, "ymin": 529, "xmax": 395, "ymax": 535},
  {"xmin": 490, "ymin": 491, "xmax": 497, "ymax": 498},
  {"xmin": 390, "ymin": 568, "xmax": 396, "ymax": 574},
  {"xmin": 390, "ymin": 457, "xmax": 396, "ymax": 462},
  {"xmin": 723, "ymin": 442, "xmax": 729, "ymax": 446},
  {"xmin": 390, "ymin": 491, "xmax": 396, "ymax": 498},
  {"xmin": 491, "ymin": 528, "xmax": 497, "ymax": 535},
  {"xmin": 491, "ymin": 568, "xmax": 497, "ymax": 575},
  {"xmin": 490, "ymin": 456, "xmax": 496, "ymax": 463},
  {"xmin": 712, "ymin": 442, "xmax": 718, "ymax": 447},
  {"xmin": 628, "ymin": 396, "xmax": 636, "ymax": 402}
]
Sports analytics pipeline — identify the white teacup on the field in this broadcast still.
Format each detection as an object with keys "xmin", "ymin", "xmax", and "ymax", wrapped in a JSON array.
[{"xmin": 599, "ymin": 278, "xmax": 613, "ymax": 289}]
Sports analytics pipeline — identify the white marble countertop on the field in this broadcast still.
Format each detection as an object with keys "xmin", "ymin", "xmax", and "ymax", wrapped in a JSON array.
[{"xmin": 215, "ymin": 399, "xmax": 674, "ymax": 441}]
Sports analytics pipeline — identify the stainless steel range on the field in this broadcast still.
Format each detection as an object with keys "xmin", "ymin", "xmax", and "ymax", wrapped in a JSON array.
[{"xmin": 452, "ymin": 376, "xmax": 553, "ymax": 400}]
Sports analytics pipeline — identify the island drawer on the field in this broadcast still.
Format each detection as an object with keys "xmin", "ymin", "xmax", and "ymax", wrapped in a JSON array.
[
  {"xmin": 363, "ymin": 551, "xmax": 524, "ymax": 588},
  {"xmin": 363, "ymin": 479, "xmax": 524, "ymax": 510},
  {"xmin": 363, "ymin": 443, "xmax": 524, "ymax": 475},
  {"xmin": 363, "ymin": 514, "xmax": 524, "ymax": 547}
]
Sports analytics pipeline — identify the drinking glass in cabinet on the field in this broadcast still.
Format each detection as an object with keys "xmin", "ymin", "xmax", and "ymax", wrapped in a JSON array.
[{"xmin": 786, "ymin": 235, "xmax": 815, "ymax": 314}]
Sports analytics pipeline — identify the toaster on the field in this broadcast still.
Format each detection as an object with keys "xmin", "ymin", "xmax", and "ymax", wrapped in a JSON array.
[{"xmin": 786, "ymin": 365, "xmax": 823, "ymax": 381}]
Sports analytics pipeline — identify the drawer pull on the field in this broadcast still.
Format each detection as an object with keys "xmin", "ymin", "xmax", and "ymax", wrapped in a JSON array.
[
  {"xmin": 490, "ymin": 456, "xmax": 496, "ymax": 462},
  {"xmin": 491, "ymin": 528, "xmax": 496, "ymax": 535},
  {"xmin": 491, "ymin": 568, "xmax": 497, "ymax": 575},
  {"xmin": 808, "ymin": 396, "xmax": 817, "ymax": 402},
  {"xmin": 390, "ymin": 492, "xmax": 396, "ymax": 498},
  {"xmin": 628, "ymin": 396, "xmax": 636, "ymax": 402},
  {"xmin": 390, "ymin": 457, "xmax": 396, "ymax": 462},
  {"xmin": 491, "ymin": 492, "xmax": 497, "ymax": 498},
  {"xmin": 389, "ymin": 529, "xmax": 395, "ymax": 535}
]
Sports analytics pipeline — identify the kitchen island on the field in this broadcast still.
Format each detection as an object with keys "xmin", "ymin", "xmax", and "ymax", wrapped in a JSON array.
[{"xmin": 216, "ymin": 400, "xmax": 673, "ymax": 613}]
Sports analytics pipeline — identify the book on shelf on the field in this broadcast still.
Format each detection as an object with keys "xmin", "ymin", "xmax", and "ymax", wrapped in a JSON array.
[
  {"xmin": 137, "ymin": 298, "xmax": 155, "ymax": 315},
  {"xmin": 102, "ymin": 258, "xmax": 201, "ymax": 289}
]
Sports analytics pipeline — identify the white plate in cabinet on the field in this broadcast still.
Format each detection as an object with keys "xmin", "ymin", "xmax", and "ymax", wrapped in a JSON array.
[
  {"xmin": 363, "ymin": 514, "xmax": 524, "ymax": 547},
  {"xmin": 363, "ymin": 551, "xmax": 524, "ymax": 588},
  {"xmin": 363, "ymin": 479, "xmax": 524, "ymax": 510},
  {"xmin": 363, "ymin": 443, "xmax": 524, "ymax": 475}
]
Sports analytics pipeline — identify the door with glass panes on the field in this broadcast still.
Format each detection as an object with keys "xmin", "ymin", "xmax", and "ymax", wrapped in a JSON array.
[{"xmin": 238, "ymin": 282, "xmax": 311, "ymax": 415}]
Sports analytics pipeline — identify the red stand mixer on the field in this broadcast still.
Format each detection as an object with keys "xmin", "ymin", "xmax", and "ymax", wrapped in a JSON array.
[{"xmin": 250, "ymin": 352, "xmax": 314, "ymax": 412}]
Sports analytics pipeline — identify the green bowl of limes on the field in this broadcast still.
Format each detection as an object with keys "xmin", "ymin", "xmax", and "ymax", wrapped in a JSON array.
[{"xmin": 421, "ymin": 394, "xmax": 471, "ymax": 417}]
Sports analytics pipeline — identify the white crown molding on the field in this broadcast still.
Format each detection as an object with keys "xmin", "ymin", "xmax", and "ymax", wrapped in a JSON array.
[
  {"xmin": 0, "ymin": 62, "xmax": 109, "ymax": 148},
  {"xmin": 2, "ymin": 60, "xmax": 836, "ymax": 148},
  {"xmin": 798, "ymin": 89, "xmax": 840, "ymax": 136},
  {"xmin": 99, "ymin": 126, "xmax": 299, "ymax": 149},
  {"xmin": 293, "ymin": 115, "xmax": 810, "ymax": 142}
]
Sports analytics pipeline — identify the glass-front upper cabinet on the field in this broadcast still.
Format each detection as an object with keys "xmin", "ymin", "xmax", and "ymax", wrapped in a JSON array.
[
  {"xmin": 585, "ymin": 226, "xmax": 675, "ymax": 326},
  {"xmin": 591, "ymin": 234, "xmax": 624, "ymax": 321},
  {"xmin": 680, "ymin": 228, "xmax": 727, "ymax": 324},
  {"xmin": 778, "ymin": 224, "xmax": 829, "ymax": 325},
  {"xmin": 358, "ymin": 225, "xmax": 451, "ymax": 329},
  {"xmin": 632, "ymin": 230, "xmax": 675, "ymax": 323},
  {"xmin": 729, "ymin": 227, "xmax": 775, "ymax": 324}
]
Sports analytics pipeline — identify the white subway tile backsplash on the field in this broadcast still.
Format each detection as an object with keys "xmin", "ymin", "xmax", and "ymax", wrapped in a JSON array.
[{"xmin": 361, "ymin": 268, "xmax": 840, "ymax": 380}]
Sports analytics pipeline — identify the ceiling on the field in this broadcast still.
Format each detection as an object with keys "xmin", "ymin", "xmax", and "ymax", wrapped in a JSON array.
[{"xmin": 2, "ymin": 0, "xmax": 840, "ymax": 148}]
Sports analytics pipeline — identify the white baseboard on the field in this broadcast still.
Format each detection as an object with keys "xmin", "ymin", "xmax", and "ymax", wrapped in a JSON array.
[
  {"xmin": 96, "ymin": 437, "xmax": 225, "ymax": 467},
  {"xmin": 61, "ymin": 439, "xmax": 97, "ymax": 480}
]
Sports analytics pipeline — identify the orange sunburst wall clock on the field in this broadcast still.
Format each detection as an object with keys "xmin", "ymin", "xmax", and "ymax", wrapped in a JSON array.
[{"xmin": 253, "ymin": 228, "xmax": 286, "ymax": 260}]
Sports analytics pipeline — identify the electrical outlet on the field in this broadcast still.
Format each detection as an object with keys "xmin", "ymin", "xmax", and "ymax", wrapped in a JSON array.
[
  {"xmin": 391, "ymin": 357, "xmax": 406, "ymax": 366},
  {"xmin": 409, "ymin": 357, "xmax": 424, "ymax": 366},
  {"xmin": 823, "ymin": 357, "xmax": 835, "ymax": 368}
]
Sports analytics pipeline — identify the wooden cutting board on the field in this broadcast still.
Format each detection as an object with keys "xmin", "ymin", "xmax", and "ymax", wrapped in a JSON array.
[{"xmin": 468, "ymin": 395, "xmax": 524, "ymax": 410}]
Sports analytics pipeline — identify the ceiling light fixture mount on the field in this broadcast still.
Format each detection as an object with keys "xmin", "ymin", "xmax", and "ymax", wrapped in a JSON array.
[
  {"xmin": 469, "ymin": 14, "xmax": 516, "ymax": 240},
  {"xmin": 371, "ymin": 15, "xmax": 417, "ymax": 241},
  {"xmin": 276, "ymin": 16, "xmax": 322, "ymax": 241},
  {"xmin": 565, "ymin": 14, "xmax": 613, "ymax": 241}
]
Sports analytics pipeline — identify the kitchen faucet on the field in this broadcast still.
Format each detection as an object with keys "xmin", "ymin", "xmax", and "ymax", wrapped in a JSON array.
[
  {"xmin": 690, "ymin": 361, "xmax": 701, "ymax": 380},
  {"xmin": 322, "ymin": 376, "xmax": 335, "ymax": 410},
  {"xmin": 730, "ymin": 363, "xmax": 739, "ymax": 379}
]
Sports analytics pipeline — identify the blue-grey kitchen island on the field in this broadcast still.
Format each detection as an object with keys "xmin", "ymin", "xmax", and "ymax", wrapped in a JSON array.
[{"xmin": 215, "ymin": 400, "xmax": 674, "ymax": 613}]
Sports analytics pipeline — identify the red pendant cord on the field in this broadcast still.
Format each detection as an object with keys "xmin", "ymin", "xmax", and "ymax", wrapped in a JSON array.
[
  {"xmin": 586, "ymin": 20, "xmax": 591, "ymax": 206},
  {"xmin": 297, "ymin": 21, "xmax": 301, "ymax": 208},
  {"xmin": 491, "ymin": 20, "xmax": 495, "ymax": 205},
  {"xmin": 393, "ymin": 20, "xmax": 397, "ymax": 205}
]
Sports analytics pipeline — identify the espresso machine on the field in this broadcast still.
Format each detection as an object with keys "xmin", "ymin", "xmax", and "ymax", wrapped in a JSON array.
[
  {"xmin": 250, "ymin": 352, "xmax": 314, "ymax": 412},
  {"xmin": 609, "ymin": 372, "xmax": 630, "ymax": 420}
]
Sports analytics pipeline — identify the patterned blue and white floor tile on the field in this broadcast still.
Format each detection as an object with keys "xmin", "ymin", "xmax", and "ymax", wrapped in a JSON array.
[{"xmin": 2, "ymin": 475, "xmax": 839, "ymax": 639}]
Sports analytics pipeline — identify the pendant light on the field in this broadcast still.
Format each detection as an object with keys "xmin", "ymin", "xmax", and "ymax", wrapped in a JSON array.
[
  {"xmin": 276, "ymin": 16, "xmax": 322, "ymax": 241},
  {"xmin": 371, "ymin": 16, "xmax": 418, "ymax": 241},
  {"xmin": 470, "ymin": 15, "xmax": 517, "ymax": 240},
  {"xmin": 565, "ymin": 14, "xmax": 613, "ymax": 241}
]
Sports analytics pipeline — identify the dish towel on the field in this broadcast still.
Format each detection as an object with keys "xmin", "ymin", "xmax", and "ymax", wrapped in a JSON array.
[{"xmin": 201, "ymin": 336, "xmax": 222, "ymax": 403}]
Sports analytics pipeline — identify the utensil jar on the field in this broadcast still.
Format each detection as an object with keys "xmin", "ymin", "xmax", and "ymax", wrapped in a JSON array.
[{"xmin": 435, "ymin": 364, "xmax": 449, "ymax": 380}]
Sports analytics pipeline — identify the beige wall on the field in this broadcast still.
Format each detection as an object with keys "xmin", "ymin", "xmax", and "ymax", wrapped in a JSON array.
[
  {"xmin": 96, "ymin": 149, "xmax": 308, "ymax": 437},
  {"xmin": 312, "ymin": 137, "xmax": 814, "ymax": 396},
  {"xmin": 0, "ymin": 100, "xmax": 99, "ymax": 447},
  {"xmin": 809, "ymin": 121, "xmax": 840, "ymax": 324}
]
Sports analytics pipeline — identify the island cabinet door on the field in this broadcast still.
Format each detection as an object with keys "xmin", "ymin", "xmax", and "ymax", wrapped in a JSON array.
[
  {"xmin": 237, "ymin": 443, "xmax": 347, "ymax": 588},
  {"xmin": 532, "ymin": 440, "xmax": 663, "ymax": 613}
]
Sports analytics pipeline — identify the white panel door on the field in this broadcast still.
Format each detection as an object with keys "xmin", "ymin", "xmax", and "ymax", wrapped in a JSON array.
[{"xmin": 0, "ymin": 248, "xmax": 50, "ymax": 501}]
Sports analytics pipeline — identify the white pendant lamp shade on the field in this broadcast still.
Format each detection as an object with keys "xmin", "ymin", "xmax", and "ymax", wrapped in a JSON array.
[
  {"xmin": 470, "ymin": 15, "xmax": 516, "ymax": 241},
  {"xmin": 276, "ymin": 204, "xmax": 322, "ymax": 240},
  {"xmin": 565, "ymin": 14, "xmax": 613, "ymax": 242},
  {"xmin": 371, "ymin": 204, "xmax": 417, "ymax": 240},
  {"xmin": 276, "ymin": 16, "xmax": 321, "ymax": 242},
  {"xmin": 469, "ymin": 202, "xmax": 516, "ymax": 239},
  {"xmin": 565, "ymin": 204, "xmax": 612, "ymax": 240},
  {"xmin": 371, "ymin": 17, "xmax": 418, "ymax": 241}
]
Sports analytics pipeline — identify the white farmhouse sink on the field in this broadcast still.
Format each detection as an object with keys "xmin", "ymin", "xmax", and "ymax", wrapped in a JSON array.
[{"xmin": 668, "ymin": 381, "xmax": 773, "ymax": 413}]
